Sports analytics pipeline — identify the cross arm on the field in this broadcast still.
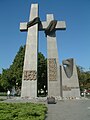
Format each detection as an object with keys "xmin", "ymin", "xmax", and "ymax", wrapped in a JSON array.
[
  {"xmin": 39, "ymin": 21, "xmax": 66, "ymax": 31},
  {"xmin": 20, "ymin": 21, "xmax": 66, "ymax": 31},
  {"xmin": 20, "ymin": 22, "xmax": 27, "ymax": 32}
]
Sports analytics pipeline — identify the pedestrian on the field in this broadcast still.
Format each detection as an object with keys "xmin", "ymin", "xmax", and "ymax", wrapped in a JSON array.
[{"xmin": 7, "ymin": 90, "xmax": 10, "ymax": 99}]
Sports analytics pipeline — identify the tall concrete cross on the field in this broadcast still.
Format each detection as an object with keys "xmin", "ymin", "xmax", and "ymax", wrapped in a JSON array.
[
  {"xmin": 20, "ymin": 4, "xmax": 39, "ymax": 98},
  {"xmin": 41, "ymin": 14, "xmax": 66, "ymax": 97},
  {"xmin": 20, "ymin": 3, "xmax": 66, "ymax": 98}
]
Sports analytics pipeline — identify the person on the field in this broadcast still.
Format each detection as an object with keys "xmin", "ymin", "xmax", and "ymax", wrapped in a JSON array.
[
  {"xmin": 7, "ymin": 90, "xmax": 10, "ymax": 99},
  {"xmin": 84, "ymin": 89, "xmax": 87, "ymax": 98}
]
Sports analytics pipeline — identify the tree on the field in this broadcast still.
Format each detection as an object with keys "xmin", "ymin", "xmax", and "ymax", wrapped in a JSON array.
[
  {"xmin": 38, "ymin": 52, "xmax": 47, "ymax": 96},
  {"xmin": 77, "ymin": 66, "xmax": 90, "ymax": 91},
  {"xmin": 1, "ymin": 69, "xmax": 12, "ymax": 91},
  {"xmin": 9, "ymin": 45, "xmax": 25, "ymax": 89},
  {"xmin": 1, "ymin": 46, "xmax": 25, "ymax": 91},
  {"xmin": 0, "ymin": 45, "xmax": 47, "ymax": 94},
  {"xmin": 0, "ymin": 73, "xmax": 5, "ymax": 91}
]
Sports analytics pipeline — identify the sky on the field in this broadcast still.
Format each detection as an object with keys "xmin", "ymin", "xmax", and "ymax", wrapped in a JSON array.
[{"xmin": 0, "ymin": 0, "xmax": 90, "ymax": 73}]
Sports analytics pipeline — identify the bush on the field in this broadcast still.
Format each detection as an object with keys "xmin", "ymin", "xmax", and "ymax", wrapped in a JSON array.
[
  {"xmin": 0, "ymin": 103, "xmax": 47, "ymax": 120},
  {"xmin": 0, "ymin": 92, "xmax": 7, "ymax": 96}
]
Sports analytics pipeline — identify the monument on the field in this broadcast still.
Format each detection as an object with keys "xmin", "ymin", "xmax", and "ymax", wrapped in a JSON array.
[
  {"xmin": 20, "ymin": 3, "xmax": 80, "ymax": 99},
  {"xmin": 44, "ymin": 14, "xmax": 66, "ymax": 97},
  {"xmin": 62, "ymin": 58, "xmax": 80, "ymax": 99},
  {"xmin": 20, "ymin": 4, "xmax": 39, "ymax": 98}
]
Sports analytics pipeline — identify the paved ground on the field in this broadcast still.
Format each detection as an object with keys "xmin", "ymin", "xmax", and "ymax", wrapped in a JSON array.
[
  {"xmin": 0, "ymin": 96, "xmax": 90, "ymax": 120},
  {"xmin": 46, "ymin": 99, "xmax": 90, "ymax": 120},
  {"xmin": 0, "ymin": 96, "xmax": 47, "ymax": 103}
]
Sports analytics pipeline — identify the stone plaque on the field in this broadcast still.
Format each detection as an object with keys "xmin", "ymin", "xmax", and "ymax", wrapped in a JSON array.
[
  {"xmin": 48, "ymin": 58, "xmax": 57, "ymax": 81},
  {"xmin": 23, "ymin": 70, "xmax": 37, "ymax": 80}
]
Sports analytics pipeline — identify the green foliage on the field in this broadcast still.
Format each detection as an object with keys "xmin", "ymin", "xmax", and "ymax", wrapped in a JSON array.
[
  {"xmin": 10, "ymin": 46, "xmax": 25, "ymax": 88},
  {"xmin": 77, "ymin": 66, "xmax": 90, "ymax": 91},
  {"xmin": 0, "ymin": 74, "xmax": 5, "ymax": 92},
  {"xmin": 1, "ymin": 46, "xmax": 25, "ymax": 91},
  {"xmin": 0, "ymin": 103, "xmax": 47, "ymax": 120},
  {"xmin": 1, "ymin": 69, "xmax": 12, "ymax": 90},
  {"xmin": 0, "ymin": 92, "xmax": 7, "ymax": 96},
  {"xmin": 0, "ymin": 45, "xmax": 47, "ymax": 94},
  {"xmin": 38, "ymin": 52, "xmax": 47, "ymax": 96}
]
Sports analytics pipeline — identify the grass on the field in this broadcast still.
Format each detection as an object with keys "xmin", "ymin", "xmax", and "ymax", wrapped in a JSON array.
[{"xmin": 0, "ymin": 102, "xmax": 47, "ymax": 120}]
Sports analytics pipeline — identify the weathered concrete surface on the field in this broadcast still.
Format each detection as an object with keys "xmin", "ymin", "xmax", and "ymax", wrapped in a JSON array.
[
  {"xmin": 62, "ymin": 58, "xmax": 80, "ymax": 99},
  {"xmin": 20, "ymin": 4, "xmax": 38, "ymax": 98},
  {"xmin": 46, "ymin": 100, "xmax": 90, "ymax": 120},
  {"xmin": 47, "ymin": 14, "xmax": 61, "ymax": 97},
  {"xmin": 47, "ymin": 14, "xmax": 66, "ymax": 97}
]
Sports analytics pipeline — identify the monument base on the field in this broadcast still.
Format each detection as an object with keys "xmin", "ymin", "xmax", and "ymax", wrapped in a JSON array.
[
  {"xmin": 21, "ymin": 80, "xmax": 37, "ymax": 98},
  {"xmin": 61, "ymin": 58, "xmax": 80, "ymax": 99}
]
